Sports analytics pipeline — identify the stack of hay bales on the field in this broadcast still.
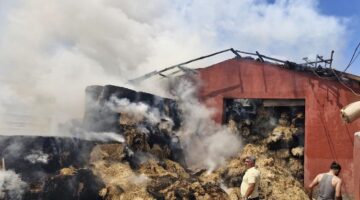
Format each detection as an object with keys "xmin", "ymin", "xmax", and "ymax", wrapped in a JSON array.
[
  {"xmin": 217, "ymin": 143, "xmax": 308, "ymax": 200},
  {"xmin": 91, "ymin": 143, "xmax": 229, "ymax": 200}
]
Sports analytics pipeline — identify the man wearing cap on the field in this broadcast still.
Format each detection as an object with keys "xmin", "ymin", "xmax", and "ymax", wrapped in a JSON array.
[{"xmin": 241, "ymin": 155, "xmax": 260, "ymax": 200}]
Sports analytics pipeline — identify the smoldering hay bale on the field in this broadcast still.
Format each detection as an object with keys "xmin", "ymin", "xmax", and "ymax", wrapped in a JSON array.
[
  {"xmin": 288, "ymin": 158, "xmax": 304, "ymax": 179},
  {"xmin": 275, "ymin": 149, "xmax": 290, "ymax": 159},
  {"xmin": 270, "ymin": 126, "xmax": 297, "ymax": 142},
  {"xmin": 90, "ymin": 143, "xmax": 126, "ymax": 162},
  {"xmin": 85, "ymin": 99, "xmax": 307, "ymax": 200},
  {"xmin": 214, "ymin": 143, "xmax": 309, "ymax": 200},
  {"xmin": 91, "ymin": 160, "xmax": 152, "ymax": 200},
  {"xmin": 88, "ymin": 138, "xmax": 308, "ymax": 199},
  {"xmin": 90, "ymin": 141, "xmax": 230, "ymax": 200},
  {"xmin": 150, "ymin": 144, "xmax": 171, "ymax": 160},
  {"xmin": 268, "ymin": 129, "xmax": 283, "ymax": 142},
  {"xmin": 162, "ymin": 159, "xmax": 190, "ymax": 179},
  {"xmin": 291, "ymin": 147, "xmax": 304, "ymax": 157},
  {"xmin": 139, "ymin": 159, "xmax": 228, "ymax": 200},
  {"xmin": 123, "ymin": 125, "xmax": 151, "ymax": 152},
  {"xmin": 89, "ymin": 143, "xmax": 150, "ymax": 199},
  {"xmin": 42, "ymin": 168, "xmax": 104, "ymax": 200},
  {"xmin": 138, "ymin": 159, "xmax": 178, "ymax": 179},
  {"xmin": 59, "ymin": 167, "xmax": 77, "ymax": 176}
]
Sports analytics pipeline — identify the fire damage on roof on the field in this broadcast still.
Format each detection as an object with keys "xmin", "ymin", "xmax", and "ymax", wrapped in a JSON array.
[{"xmin": 129, "ymin": 48, "xmax": 360, "ymax": 91}]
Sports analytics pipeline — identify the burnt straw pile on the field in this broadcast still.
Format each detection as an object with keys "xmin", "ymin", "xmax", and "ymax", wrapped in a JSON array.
[
  {"xmin": 0, "ymin": 136, "xmax": 104, "ymax": 200},
  {"xmin": 0, "ymin": 85, "xmax": 308, "ymax": 199}
]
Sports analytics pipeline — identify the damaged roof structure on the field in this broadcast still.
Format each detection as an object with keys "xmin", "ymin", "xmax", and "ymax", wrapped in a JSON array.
[
  {"xmin": 129, "ymin": 48, "xmax": 360, "ymax": 86},
  {"xmin": 130, "ymin": 48, "xmax": 360, "ymax": 199}
]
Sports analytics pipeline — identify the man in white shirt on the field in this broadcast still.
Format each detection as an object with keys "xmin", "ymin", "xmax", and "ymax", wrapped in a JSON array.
[{"xmin": 240, "ymin": 156, "xmax": 260, "ymax": 200}]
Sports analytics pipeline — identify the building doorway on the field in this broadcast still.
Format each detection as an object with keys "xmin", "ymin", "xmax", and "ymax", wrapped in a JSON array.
[{"xmin": 223, "ymin": 98, "xmax": 305, "ymax": 182}]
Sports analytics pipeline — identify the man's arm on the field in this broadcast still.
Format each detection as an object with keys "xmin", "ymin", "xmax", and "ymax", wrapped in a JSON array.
[
  {"xmin": 335, "ymin": 179, "xmax": 342, "ymax": 200},
  {"xmin": 244, "ymin": 183, "xmax": 255, "ymax": 199},
  {"xmin": 308, "ymin": 174, "xmax": 321, "ymax": 198}
]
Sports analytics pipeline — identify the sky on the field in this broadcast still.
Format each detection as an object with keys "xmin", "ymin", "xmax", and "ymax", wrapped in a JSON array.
[
  {"xmin": 0, "ymin": 0, "xmax": 359, "ymax": 134},
  {"xmin": 317, "ymin": 0, "xmax": 360, "ymax": 73}
]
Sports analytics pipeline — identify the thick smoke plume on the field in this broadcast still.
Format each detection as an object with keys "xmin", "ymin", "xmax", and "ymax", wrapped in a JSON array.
[
  {"xmin": 0, "ymin": 0, "xmax": 349, "ymax": 138},
  {"xmin": 0, "ymin": 170, "xmax": 27, "ymax": 200},
  {"xmin": 170, "ymin": 78, "xmax": 242, "ymax": 171},
  {"xmin": 0, "ymin": 1, "xmax": 351, "ymax": 198}
]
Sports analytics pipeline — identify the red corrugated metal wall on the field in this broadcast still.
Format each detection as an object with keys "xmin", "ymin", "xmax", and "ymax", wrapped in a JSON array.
[{"xmin": 198, "ymin": 58, "xmax": 360, "ymax": 197}]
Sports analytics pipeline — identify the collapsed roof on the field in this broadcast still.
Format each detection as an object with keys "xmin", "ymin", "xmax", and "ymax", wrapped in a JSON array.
[{"xmin": 128, "ymin": 48, "xmax": 360, "ymax": 91}]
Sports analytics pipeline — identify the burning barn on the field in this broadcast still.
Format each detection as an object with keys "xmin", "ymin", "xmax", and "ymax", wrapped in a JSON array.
[
  {"xmin": 125, "ymin": 49, "xmax": 360, "ymax": 199},
  {"xmin": 1, "ymin": 49, "xmax": 360, "ymax": 200},
  {"xmin": 195, "ymin": 54, "xmax": 360, "ymax": 199}
]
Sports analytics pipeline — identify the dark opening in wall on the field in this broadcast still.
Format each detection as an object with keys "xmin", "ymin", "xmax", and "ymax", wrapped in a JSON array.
[{"xmin": 223, "ymin": 98, "xmax": 305, "ymax": 182}]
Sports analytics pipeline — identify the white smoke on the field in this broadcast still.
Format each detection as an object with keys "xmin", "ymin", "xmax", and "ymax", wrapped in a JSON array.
[
  {"xmin": 57, "ymin": 120, "xmax": 126, "ymax": 142},
  {"xmin": 128, "ymin": 174, "xmax": 149, "ymax": 185},
  {"xmin": 0, "ymin": 170, "xmax": 27, "ymax": 200},
  {"xmin": 171, "ymin": 78, "xmax": 242, "ymax": 171},
  {"xmin": 107, "ymin": 97, "xmax": 162, "ymax": 125},
  {"xmin": 71, "ymin": 132, "xmax": 125, "ymax": 143},
  {"xmin": 0, "ymin": 0, "xmax": 349, "ymax": 137},
  {"xmin": 25, "ymin": 150, "xmax": 49, "ymax": 164},
  {"xmin": 0, "ymin": 0, "xmax": 348, "ymax": 138},
  {"xmin": 0, "ymin": 1, "xmax": 351, "ymax": 183}
]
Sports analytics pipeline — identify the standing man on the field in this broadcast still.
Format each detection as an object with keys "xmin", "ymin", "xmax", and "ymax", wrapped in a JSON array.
[
  {"xmin": 308, "ymin": 161, "xmax": 342, "ymax": 200},
  {"xmin": 241, "ymin": 156, "xmax": 260, "ymax": 200}
]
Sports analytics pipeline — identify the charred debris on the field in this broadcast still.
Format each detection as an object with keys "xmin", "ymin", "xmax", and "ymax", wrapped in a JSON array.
[
  {"xmin": 83, "ymin": 85, "xmax": 185, "ymax": 169},
  {"xmin": 1, "ymin": 47, "xmax": 325, "ymax": 200},
  {"xmin": 0, "ymin": 82, "xmax": 309, "ymax": 200}
]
